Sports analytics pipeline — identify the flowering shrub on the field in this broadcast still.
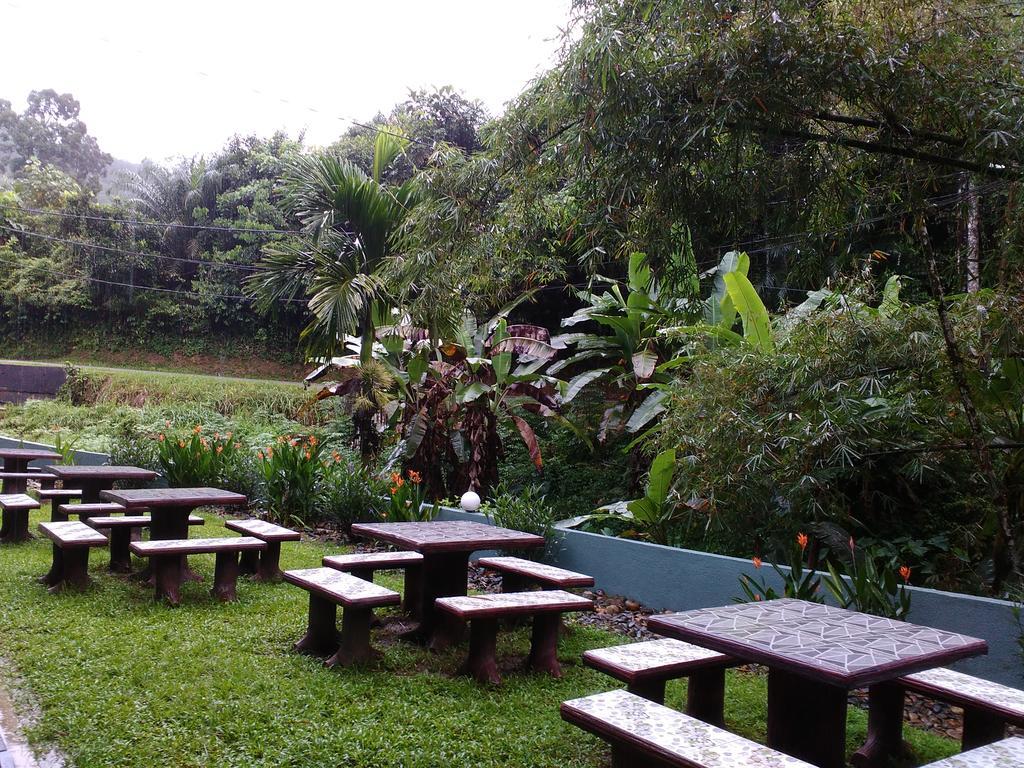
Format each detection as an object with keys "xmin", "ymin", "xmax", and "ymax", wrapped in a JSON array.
[
  {"xmin": 385, "ymin": 470, "xmax": 436, "ymax": 522},
  {"xmin": 257, "ymin": 435, "xmax": 324, "ymax": 526},
  {"xmin": 737, "ymin": 532, "xmax": 823, "ymax": 603},
  {"xmin": 156, "ymin": 424, "xmax": 240, "ymax": 487}
]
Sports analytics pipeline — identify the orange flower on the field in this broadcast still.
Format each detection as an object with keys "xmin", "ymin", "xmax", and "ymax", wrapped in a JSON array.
[
  {"xmin": 178, "ymin": 439, "xmax": 186, "ymax": 448},
  {"xmin": 390, "ymin": 472, "xmax": 402, "ymax": 484},
  {"xmin": 201, "ymin": 438, "xmax": 209, "ymax": 449},
  {"xmin": 796, "ymin": 532, "xmax": 808, "ymax": 550},
  {"xmin": 257, "ymin": 450, "xmax": 265, "ymax": 460},
  {"xmin": 389, "ymin": 485, "xmax": 399, "ymax": 496},
  {"xmin": 216, "ymin": 445, "xmax": 223, "ymax": 455},
  {"xmin": 214, "ymin": 431, "xmax": 221, "ymax": 440},
  {"xmin": 408, "ymin": 470, "xmax": 422, "ymax": 484},
  {"xmin": 754, "ymin": 594, "xmax": 762, "ymax": 602},
  {"xmin": 158, "ymin": 433, "xmax": 165, "ymax": 442},
  {"xmin": 304, "ymin": 450, "xmax": 312, "ymax": 460},
  {"xmin": 899, "ymin": 565, "xmax": 911, "ymax": 583},
  {"xmin": 752, "ymin": 556, "xmax": 762, "ymax": 569},
  {"xmin": 266, "ymin": 446, "xmax": 274, "ymax": 458},
  {"xmin": 290, "ymin": 439, "xmax": 298, "ymax": 447},
  {"xmin": 332, "ymin": 451, "xmax": 341, "ymax": 463},
  {"xmin": 233, "ymin": 443, "xmax": 240, "ymax": 450},
  {"xmin": 193, "ymin": 424, "xmax": 202, "ymax": 434},
  {"xmin": 308, "ymin": 435, "xmax": 318, "ymax": 446}
]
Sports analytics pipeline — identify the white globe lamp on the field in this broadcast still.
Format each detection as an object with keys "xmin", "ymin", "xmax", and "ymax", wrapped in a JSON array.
[{"xmin": 460, "ymin": 490, "xmax": 481, "ymax": 512}]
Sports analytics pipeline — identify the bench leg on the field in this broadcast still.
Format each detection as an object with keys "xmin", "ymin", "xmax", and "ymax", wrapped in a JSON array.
[
  {"xmin": 1, "ymin": 510, "xmax": 30, "ymax": 543},
  {"xmin": 239, "ymin": 549, "xmax": 259, "ymax": 576},
  {"xmin": 152, "ymin": 555, "xmax": 183, "ymax": 606},
  {"xmin": 462, "ymin": 618, "xmax": 501, "ymax": 685},
  {"xmin": 403, "ymin": 564, "xmax": 423, "ymax": 616},
  {"xmin": 686, "ymin": 667, "xmax": 727, "ymax": 727},
  {"xmin": 611, "ymin": 743, "xmax": 670, "ymax": 768},
  {"xmin": 327, "ymin": 606, "xmax": 378, "ymax": 668},
  {"xmin": 257, "ymin": 541, "xmax": 284, "ymax": 582},
  {"xmin": 852, "ymin": 682, "xmax": 910, "ymax": 768},
  {"xmin": 61, "ymin": 547, "xmax": 91, "ymax": 592},
  {"xmin": 627, "ymin": 678, "xmax": 667, "ymax": 704},
  {"xmin": 962, "ymin": 707, "xmax": 1006, "ymax": 750},
  {"xmin": 294, "ymin": 594, "xmax": 339, "ymax": 656},
  {"xmin": 108, "ymin": 528, "xmax": 133, "ymax": 573},
  {"xmin": 501, "ymin": 572, "xmax": 527, "ymax": 593},
  {"xmin": 212, "ymin": 551, "xmax": 241, "ymax": 602},
  {"xmin": 39, "ymin": 544, "xmax": 65, "ymax": 586},
  {"xmin": 527, "ymin": 613, "xmax": 563, "ymax": 677},
  {"xmin": 50, "ymin": 505, "xmax": 69, "ymax": 523}
]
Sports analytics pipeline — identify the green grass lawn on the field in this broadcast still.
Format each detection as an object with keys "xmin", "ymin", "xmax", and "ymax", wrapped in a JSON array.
[{"xmin": 0, "ymin": 510, "xmax": 958, "ymax": 768}]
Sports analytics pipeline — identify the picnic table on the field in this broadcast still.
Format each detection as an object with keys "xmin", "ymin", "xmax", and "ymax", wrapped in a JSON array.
[
  {"xmin": 349, "ymin": 520, "xmax": 545, "ymax": 648},
  {"xmin": 647, "ymin": 598, "xmax": 987, "ymax": 768},
  {"xmin": 44, "ymin": 465, "xmax": 158, "ymax": 504},
  {"xmin": 0, "ymin": 447, "xmax": 61, "ymax": 493},
  {"xmin": 100, "ymin": 487, "xmax": 247, "ymax": 581}
]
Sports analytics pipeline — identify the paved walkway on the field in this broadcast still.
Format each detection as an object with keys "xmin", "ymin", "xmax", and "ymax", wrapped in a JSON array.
[{"xmin": 0, "ymin": 680, "xmax": 63, "ymax": 768}]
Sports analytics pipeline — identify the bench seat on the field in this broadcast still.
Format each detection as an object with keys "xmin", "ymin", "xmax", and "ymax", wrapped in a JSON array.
[
  {"xmin": 131, "ymin": 537, "xmax": 266, "ymax": 605},
  {"xmin": 57, "ymin": 502, "xmax": 127, "ymax": 521},
  {"xmin": 324, "ymin": 551, "xmax": 424, "ymax": 613},
  {"xmin": 284, "ymin": 567, "xmax": 401, "ymax": 667},
  {"xmin": 583, "ymin": 638, "xmax": 736, "ymax": 722},
  {"xmin": 87, "ymin": 514, "xmax": 203, "ymax": 572},
  {"xmin": 561, "ymin": 689, "xmax": 815, "ymax": 768},
  {"xmin": 903, "ymin": 667, "xmax": 1024, "ymax": 750},
  {"xmin": 39, "ymin": 488, "xmax": 83, "ymax": 520},
  {"xmin": 37, "ymin": 521, "xmax": 108, "ymax": 592},
  {"xmin": 477, "ymin": 555, "xmax": 594, "ymax": 589},
  {"xmin": 0, "ymin": 493, "xmax": 41, "ymax": 543},
  {"xmin": 225, "ymin": 519, "xmax": 301, "ymax": 581},
  {"xmin": 920, "ymin": 736, "xmax": 1024, "ymax": 767},
  {"xmin": 435, "ymin": 590, "xmax": 594, "ymax": 684}
]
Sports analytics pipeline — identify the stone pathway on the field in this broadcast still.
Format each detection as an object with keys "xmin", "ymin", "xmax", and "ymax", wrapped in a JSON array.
[{"xmin": 0, "ymin": 672, "xmax": 64, "ymax": 768}]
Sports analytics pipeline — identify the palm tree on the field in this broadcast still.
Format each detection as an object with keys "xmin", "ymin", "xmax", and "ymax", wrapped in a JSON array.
[{"xmin": 247, "ymin": 127, "xmax": 420, "ymax": 458}]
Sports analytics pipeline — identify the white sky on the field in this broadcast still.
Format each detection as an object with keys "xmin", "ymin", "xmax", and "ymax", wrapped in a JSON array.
[{"xmin": 2, "ymin": 0, "xmax": 573, "ymax": 162}]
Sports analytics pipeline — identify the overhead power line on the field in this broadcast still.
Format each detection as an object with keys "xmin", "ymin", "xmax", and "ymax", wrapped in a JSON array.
[{"xmin": 0, "ymin": 204, "xmax": 302, "ymax": 236}]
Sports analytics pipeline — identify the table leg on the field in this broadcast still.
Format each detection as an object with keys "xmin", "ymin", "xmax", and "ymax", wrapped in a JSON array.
[
  {"xmin": 463, "ymin": 617, "xmax": 501, "ymax": 684},
  {"xmin": 212, "ymin": 551, "xmax": 240, "ymax": 601},
  {"xmin": 962, "ymin": 707, "xmax": 1006, "ymax": 750},
  {"xmin": 420, "ymin": 552, "xmax": 470, "ymax": 650},
  {"xmin": 403, "ymin": 563, "xmax": 423, "ymax": 616},
  {"xmin": 2, "ymin": 459, "xmax": 28, "ymax": 495},
  {"xmin": 108, "ymin": 528, "xmax": 133, "ymax": 573},
  {"xmin": 527, "ymin": 613, "xmax": 563, "ymax": 677},
  {"xmin": 687, "ymin": 667, "xmax": 727, "ymax": 727},
  {"xmin": 295, "ymin": 594, "xmax": 339, "ymax": 656},
  {"xmin": 148, "ymin": 507, "xmax": 201, "ymax": 582},
  {"xmin": 62, "ymin": 547, "xmax": 91, "ymax": 591},
  {"xmin": 239, "ymin": 549, "xmax": 259, "ymax": 576},
  {"xmin": 152, "ymin": 554, "xmax": 183, "ymax": 606},
  {"xmin": 767, "ymin": 668, "xmax": 848, "ymax": 768},
  {"xmin": 79, "ymin": 480, "xmax": 107, "ymax": 505},
  {"xmin": 853, "ymin": 682, "xmax": 910, "ymax": 768},
  {"xmin": 627, "ymin": 678, "xmax": 667, "ymax": 704},
  {"xmin": 327, "ymin": 606, "xmax": 378, "ymax": 668}
]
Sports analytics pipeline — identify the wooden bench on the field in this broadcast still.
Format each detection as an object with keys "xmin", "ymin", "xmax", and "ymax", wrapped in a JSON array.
[
  {"xmin": 476, "ymin": 555, "xmax": 594, "ymax": 592},
  {"xmin": 323, "ymin": 550, "xmax": 424, "ymax": 613},
  {"xmin": 37, "ymin": 521, "xmax": 108, "ymax": 593},
  {"xmin": 88, "ymin": 514, "xmax": 204, "ymax": 573},
  {"xmin": 869, "ymin": 666, "xmax": 1024, "ymax": 754},
  {"xmin": 0, "ymin": 493, "xmax": 40, "ymax": 543},
  {"xmin": 56, "ymin": 502, "xmax": 126, "ymax": 523},
  {"xmin": 435, "ymin": 590, "xmax": 593, "ymax": 684},
  {"xmin": 130, "ymin": 537, "xmax": 265, "ymax": 605},
  {"xmin": 561, "ymin": 689, "xmax": 816, "ymax": 768},
  {"xmin": 283, "ymin": 567, "xmax": 401, "ymax": 668},
  {"xmin": 583, "ymin": 638, "xmax": 736, "ymax": 724},
  {"xmin": 26, "ymin": 467, "xmax": 56, "ymax": 490},
  {"xmin": 0, "ymin": 472, "xmax": 56, "ymax": 495},
  {"xmin": 38, "ymin": 488, "xmax": 83, "ymax": 520},
  {"xmin": 920, "ymin": 736, "xmax": 1024, "ymax": 767},
  {"xmin": 224, "ymin": 519, "xmax": 301, "ymax": 581}
]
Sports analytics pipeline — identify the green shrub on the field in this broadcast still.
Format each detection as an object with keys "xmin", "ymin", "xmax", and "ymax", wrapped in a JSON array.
[
  {"xmin": 156, "ymin": 425, "xmax": 241, "ymax": 487},
  {"xmin": 482, "ymin": 481, "xmax": 557, "ymax": 558},
  {"xmin": 317, "ymin": 459, "xmax": 387, "ymax": 531},
  {"xmin": 256, "ymin": 434, "xmax": 324, "ymax": 526}
]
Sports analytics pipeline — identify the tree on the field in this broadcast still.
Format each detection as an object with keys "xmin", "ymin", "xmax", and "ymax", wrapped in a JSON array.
[{"xmin": 0, "ymin": 90, "xmax": 111, "ymax": 191}]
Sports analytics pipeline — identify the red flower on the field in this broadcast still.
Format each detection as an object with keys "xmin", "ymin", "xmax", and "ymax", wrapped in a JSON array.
[
  {"xmin": 796, "ymin": 532, "xmax": 808, "ymax": 550},
  {"xmin": 899, "ymin": 565, "xmax": 911, "ymax": 584},
  {"xmin": 752, "ymin": 556, "xmax": 762, "ymax": 569}
]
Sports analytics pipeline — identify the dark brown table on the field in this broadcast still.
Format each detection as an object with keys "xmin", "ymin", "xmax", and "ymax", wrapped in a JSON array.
[
  {"xmin": 100, "ymin": 487, "xmax": 247, "ymax": 581},
  {"xmin": 349, "ymin": 520, "xmax": 545, "ymax": 648},
  {"xmin": 647, "ymin": 598, "xmax": 987, "ymax": 768},
  {"xmin": 0, "ymin": 448, "xmax": 61, "ymax": 494},
  {"xmin": 45, "ymin": 465, "xmax": 158, "ymax": 504}
]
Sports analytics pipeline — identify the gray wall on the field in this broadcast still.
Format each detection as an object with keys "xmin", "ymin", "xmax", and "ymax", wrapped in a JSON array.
[
  {"xmin": 0, "ymin": 435, "xmax": 108, "ymax": 467},
  {"xmin": 0, "ymin": 363, "xmax": 65, "ymax": 404},
  {"xmin": 436, "ymin": 505, "xmax": 1024, "ymax": 687}
]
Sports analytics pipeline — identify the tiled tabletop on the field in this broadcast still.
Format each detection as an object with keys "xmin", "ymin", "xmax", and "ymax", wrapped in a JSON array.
[
  {"xmin": 647, "ymin": 598, "xmax": 987, "ymax": 687},
  {"xmin": 350, "ymin": 520, "xmax": 545, "ymax": 554}
]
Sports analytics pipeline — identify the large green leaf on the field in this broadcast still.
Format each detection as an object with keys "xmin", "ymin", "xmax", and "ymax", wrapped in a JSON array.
[
  {"xmin": 723, "ymin": 271, "xmax": 774, "ymax": 351},
  {"xmin": 879, "ymin": 275, "xmax": 903, "ymax": 318},
  {"xmin": 644, "ymin": 448, "xmax": 676, "ymax": 507},
  {"xmin": 564, "ymin": 367, "xmax": 612, "ymax": 401},
  {"xmin": 625, "ymin": 390, "xmax": 667, "ymax": 432}
]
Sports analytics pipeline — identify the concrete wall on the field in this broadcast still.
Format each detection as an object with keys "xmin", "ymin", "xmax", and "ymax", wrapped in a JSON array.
[
  {"xmin": 0, "ymin": 435, "xmax": 108, "ymax": 467},
  {"xmin": 435, "ymin": 505, "xmax": 1024, "ymax": 687},
  {"xmin": 0, "ymin": 363, "xmax": 66, "ymax": 404}
]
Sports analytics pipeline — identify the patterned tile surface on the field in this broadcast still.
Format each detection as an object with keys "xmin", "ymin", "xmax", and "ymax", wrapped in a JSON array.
[
  {"xmin": 352, "ymin": 521, "xmax": 545, "ymax": 554},
  {"xmin": 904, "ymin": 667, "xmax": 1024, "ymax": 721},
  {"xmin": 38, "ymin": 521, "xmax": 107, "ymax": 545},
  {"xmin": 0, "ymin": 494, "xmax": 40, "ymax": 510},
  {"xmin": 225, "ymin": 519, "xmax": 301, "ymax": 541},
  {"xmin": 324, "ymin": 551, "xmax": 424, "ymax": 568},
  {"xmin": 283, "ymin": 567, "xmax": 401, "ymax": 606},
  {"xmin": 920, "ymin": 736, "xmax": 1024, "ymax": 767},
  {"xmin": 584, "ymin": 638, "xmax": 730, "ymax": 676},
  {"xmin": 437, "ymin": 589, "xmax": 593, "ymax": 617},
  {"xmin": 647, "ymin": 599, "xmax": 986, "ymax": 686},
  {"xmin": 101, "ymin": 487, "xmax": 246, "ymax": 509},
  {"xmin": 131, "ymin": 536, "xmax": 265, "ymax": 555},
  {"xmin": 562, "ymin": 689, "xmax": 816, "ymax": 767},
  {"xmin": 477, "ymin": 556, "xmax": 594, "ymax": 587},
  {"xmin": 45, "ymin": 465, "xmax": 157, "ymax": 481}
]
